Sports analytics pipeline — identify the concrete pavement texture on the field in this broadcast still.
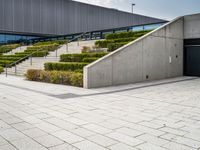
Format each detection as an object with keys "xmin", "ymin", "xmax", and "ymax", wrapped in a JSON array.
[{"xmin": 0, "ymin": 75, "xmax": 200, "ymax": 150}]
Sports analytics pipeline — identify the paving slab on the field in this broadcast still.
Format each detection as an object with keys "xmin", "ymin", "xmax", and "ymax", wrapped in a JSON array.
[{"xmin": 0, "ymin": 75, "xmax": 200, "ymax": 150}]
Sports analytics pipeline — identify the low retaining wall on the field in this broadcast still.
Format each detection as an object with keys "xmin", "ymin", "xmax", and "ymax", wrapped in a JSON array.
[{"xmin": 84, "ymin": 17, "xmax": 184, "ymax": 88}]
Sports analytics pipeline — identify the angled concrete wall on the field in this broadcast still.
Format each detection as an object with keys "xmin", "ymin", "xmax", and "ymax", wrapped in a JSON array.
[
  {"xmin": 184, "ymin": 14, "xmax": 200, "ymax": 39},
  {"xmin": 84, "ymin": 17, "xmax": 184, "ymax": 88}
]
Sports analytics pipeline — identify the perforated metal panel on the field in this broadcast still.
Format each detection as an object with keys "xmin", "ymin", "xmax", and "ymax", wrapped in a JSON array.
[{"xmin": 0, "ymin": 0, "xmax": 166, "ymax": 36}]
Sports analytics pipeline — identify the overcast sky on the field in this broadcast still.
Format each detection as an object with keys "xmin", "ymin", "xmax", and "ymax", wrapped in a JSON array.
[{"xmin": 75, "ymin": 0, "xmax": 200, "ymax": 20}]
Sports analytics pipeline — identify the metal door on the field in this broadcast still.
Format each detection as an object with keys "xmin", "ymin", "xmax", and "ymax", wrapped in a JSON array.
[{"xmin": 184, "ymin": 45, "xmax": 200, "ymax": 76}]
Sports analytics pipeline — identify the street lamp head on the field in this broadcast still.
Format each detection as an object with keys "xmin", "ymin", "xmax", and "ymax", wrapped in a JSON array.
[{"xmin": 131, "ymin": 3, "xmax": 136, "ymax": 13}]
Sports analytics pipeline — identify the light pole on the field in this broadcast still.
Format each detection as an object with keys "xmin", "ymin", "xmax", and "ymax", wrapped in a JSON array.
[{"xmin": 132, "ymin": 3, "xmax": 136, "ymax": 14}]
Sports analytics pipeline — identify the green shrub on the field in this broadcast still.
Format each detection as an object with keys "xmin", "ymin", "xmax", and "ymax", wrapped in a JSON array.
[
  {"xmin": 0, "ymin": 57, "xmax": 22, "ymax": 61},
  {"xmin": 0, "ymin": 60, "xmax": 13, "ymax": 67},
  {"xmin": 0, "ymin": 44, "xmax": 20, "ymax": 54},
  {"xmin": 81, "ymin": 46, "xmax": 92, "ymax": 53},
  {"xmin": 26, "ymin": 69, "xmax": 41, "ymax": 81},
  {"xmin": 107, "ymin": 42, "xmax": 128, "ymax": 52},
  {"xmin": 82, "ymin": 57, "xmax": 99, "ymax": 63},
  {"xmin": 44, "ymin": 62, "xmax": 88, "ymax": 71},
  {"xmin": 95, "ymin": 37, "xmax": 137, "ymax": 48},
  {"xmin": 95, "ymin": 40, "xmax": 112, "ymax": 48},
  {"xmin": 70, "ymin": 73, "xmax": 83, "ymax": 87},
  {"xmin": 33, "ymin": 40, "xmax": 66, "ymax": 46},
  {"xmin": 94, "ymin": 30, "xmax": 151, "ymax": 52},
  {"xmin": 0, "ymin": 41, "xmax": 60, "ymax": 68},
  {"xmin": 60, "ymin": 53, "xmax": 107, "ymax": 62},
  {"xmin": 26, "ymin": 69, "xmax": 83, "ymax": 87},
  {"xmin": 0, "ymin": 66, "xmax": 4, "ymax": 74},
  {"xmin": 106, "ymin": 30, "xmax": 151, "ymax": 39},
  {"xmin": 74, "ymin": 69, "xmax": 83, "ymax": 73},
  {"xmin": 27, "ymin": 44, "xmax": 59, "ymax": 52}
]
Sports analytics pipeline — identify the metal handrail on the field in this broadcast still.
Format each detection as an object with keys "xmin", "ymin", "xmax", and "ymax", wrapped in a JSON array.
[
  {"xmin": 5, "ymin": 32, "xmax": 87, "ymax": 76},
  {"xmin": 70, "ymin": 32, "xmax": 86, "ymax": 42},
  {"xmin": 7, "ymin": 51, "xmax": 37, "ymax": 67},
  {"xmin": 65, "ymin": 32, "xmax": 86, "ymax": 52},
  {"xmin": 5, "ymin": 50, "xmax": 40, "ymax": 77}
]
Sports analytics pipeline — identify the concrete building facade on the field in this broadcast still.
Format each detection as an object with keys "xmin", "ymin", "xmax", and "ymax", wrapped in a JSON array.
[{"xmin": 84, "ymin": 13, "xmax": 200, "ymax": 88}]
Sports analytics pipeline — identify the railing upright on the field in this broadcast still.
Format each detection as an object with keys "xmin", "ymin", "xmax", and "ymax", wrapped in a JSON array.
[
  {"xmin": 66, "ymin": 42, "xmax": 68, "ymax": 53},
  {"xmin": 15, "ymin": 63, "xmax": 17, "ymax": 75},
  {"xmin": 77, "ymin": 38, "xmax": 80, "ymax": 46},
  {"xmin": 5, "ymin": 64, "xmax": 7, "ymax": 77},
  {"xmin": 30, "ymin": 55, "xmax": 32, "ymax": 66}
]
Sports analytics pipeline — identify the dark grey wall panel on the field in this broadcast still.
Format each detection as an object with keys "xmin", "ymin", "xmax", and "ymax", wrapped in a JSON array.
[
  {"xmin": 41, "ymin": 0, "xmax": 56, "ymax": 34},
  {"xmin": 0, "ymin": 0, "xmax": 4, "ymax": 30},
  {"xmin": 14, "ymin": 0, "xmax": 23, "ymax": 31},
  {"xmin": 4, "ymin": 0, "xmax": 13, "ymax": 31},
  {"xmin": 32, "ymin": 0, "xmax": 41, "ymax": 34},
  {"xmin": 23, "ymin": 0, "xmax": 32, "ymax": 33},
  {"xmin": 0, "ymin": 0, "xmax": 166, "ymax": 36}
]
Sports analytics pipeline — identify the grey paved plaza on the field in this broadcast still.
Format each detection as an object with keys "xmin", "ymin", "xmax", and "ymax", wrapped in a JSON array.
[{"xmin": 0, "ymin": 75, "xmax": 200, "ymax": 150}]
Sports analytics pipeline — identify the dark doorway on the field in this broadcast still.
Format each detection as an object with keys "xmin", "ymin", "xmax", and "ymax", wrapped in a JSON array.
[{"xmin": 184, "ymin": 39, "xmax": 200, "ymax": 76}]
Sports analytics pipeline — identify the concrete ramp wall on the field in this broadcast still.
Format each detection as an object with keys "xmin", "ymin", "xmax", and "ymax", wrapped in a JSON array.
[{"xmin": 84, "ymin": 17, "xmax": 184, "ymax": 88}]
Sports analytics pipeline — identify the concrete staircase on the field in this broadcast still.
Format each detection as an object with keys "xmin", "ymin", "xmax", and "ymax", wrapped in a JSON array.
[
  {"xmin": 3, "ymin": 46, "xmax": 28, "ymax": 55},
  {"xmin": 5, "ymin": 40, "xmax": 96, "ymax": 76}
]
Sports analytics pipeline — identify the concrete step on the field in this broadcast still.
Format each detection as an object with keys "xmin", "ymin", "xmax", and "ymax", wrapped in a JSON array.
[
  {"xmin": 5, "ymin": 40, "xmax": 96, "ymax": 76},
  {"xmin": 3, "ymin": 46, "xmax": 28, "ymax": 55}
]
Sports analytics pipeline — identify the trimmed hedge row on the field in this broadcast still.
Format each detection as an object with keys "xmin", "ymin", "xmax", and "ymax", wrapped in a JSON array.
[
  {"xmin": 107, "ymin": 42, "xmax": 128, "ymax": 52},
  {"xmin": 0, "ymin": 66, "xmax": 4, "ymax": 73},
  {"xmin": 106, "ymin": 30, "xmax": 151, "ymax": 39},
  {"xmin": 0, "ymin": 56, "xmax": 22, "ymax": 61},
  {"xmin": 15, "ymin": 51, "xmax": 49, "ymax": 57},
  {"xmin": 39, "ymin": 53, "xmax": 106, "ymax": 83},
  {"xmin": 27, "ymin": 44, "xmax": 59, "ymax": 51},
  {"xmin": 33, "ymin": 40, "xmax": 66, "ymax": 46},
  {"xmin": 95, "ymin": 37, "xmax": 137, "ymax": 48},
  {"xmin": 14, "ymin": 44, "xmax": 60, "ymax": 57},
  {"xmin": 0, "ymin": 44, "xmax": 20, "ymax": 54},
  {"xmin": 60, "ymin": 53, "xmax": 107, "ymax": 62},
  {"xmin": 0, "ymin": 60, "xmax": 13, "ymax": 67},
  {"xmin": 82, "ymin": 57, "xmax": 99, "ymax": 63},
  {"xmin": 95, "ymin": 30, "xmax": 151, "ymax": 52},
  {"xmin": 0, "ymin": 42, "xmax": 61, "ymax": 68},
  {"xmin": 44, "ymin": 62, "xmax": 89, "ymax": 72},
  {"xmin": 26, "ymin": 69, "xmax": 83, "ymax": 87}
]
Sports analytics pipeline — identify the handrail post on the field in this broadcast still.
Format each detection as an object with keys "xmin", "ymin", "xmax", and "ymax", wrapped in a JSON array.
[
  {"xmin": 5, "ymin": 64, "xmax": 7, "ymax": 77},
  {"xmin": 66, "ymin": 42, "xmax": 68, "ymax": 53},
  {"xmin": 15, "ymin": 63, "xmax": 17, "ymax": 75},
  {"xmin": 45, "ymin": 51, "xmax": 47, "ymax": 58},
  {"xmin": 30, "ymin": 55, "xmax": 32, "ymax": 66},
  {"xmin": 77, "ymin": 38, "xmax": 80, "ymax": 46}
]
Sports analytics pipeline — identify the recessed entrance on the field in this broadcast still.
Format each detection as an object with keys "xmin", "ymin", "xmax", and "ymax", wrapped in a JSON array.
[{"xmin": 184, "ymin": 39, "xmax": 200, "ymax": 76}]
